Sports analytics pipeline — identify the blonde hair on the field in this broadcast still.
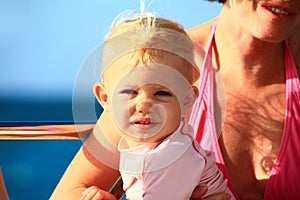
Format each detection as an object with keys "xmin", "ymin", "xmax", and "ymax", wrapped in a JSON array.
[{"xmin": 102, "ymin": 13, "xmax": 197, "ymax": 83}]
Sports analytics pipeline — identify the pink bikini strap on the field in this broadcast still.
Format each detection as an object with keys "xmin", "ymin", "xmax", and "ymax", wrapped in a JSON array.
[
  {"xmin": 207, "ymin": 18, "xmax": 218, "ymax": 57},
  {"xmin": 205, "ymin": 18, "xmax": 240, "ymax": 199},
  {"xmin": 285, "ymin": 40, "xmax": 300, "ymax": 83}
]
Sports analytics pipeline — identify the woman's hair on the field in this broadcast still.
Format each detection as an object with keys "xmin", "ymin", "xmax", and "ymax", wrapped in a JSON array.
[
  {"xmin": 103, "ymin": 13, "xmax": 197, "ymax": 83},
  {"xmin": 206, "ymin": 0, "xmax": 226, "ymax": 3}
]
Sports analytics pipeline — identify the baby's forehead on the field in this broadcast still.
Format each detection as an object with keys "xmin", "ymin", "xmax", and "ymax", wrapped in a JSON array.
[
  {"xmin": 116, "ymin": 63, "xmax": 191, "ymax": 93},
  {"xmin": 129, "ymin": 61, "xmax": 186, "ymax": 75},
  {"xmin": 124, "ymin": 62, "xmax": 185, "ymax": 78}
]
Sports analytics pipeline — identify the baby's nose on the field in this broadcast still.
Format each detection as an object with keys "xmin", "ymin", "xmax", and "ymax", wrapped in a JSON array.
[{"xmin": 136, "ymin": 100, "xmax": 152, "ymax": 114}]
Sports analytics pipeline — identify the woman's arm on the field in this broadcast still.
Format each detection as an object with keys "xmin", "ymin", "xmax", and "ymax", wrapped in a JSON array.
[
  {"xmin": 50, "ymin": 110, "xmax": 123, "ymax": 199},
  {"xmin": 50, "ymin": 145, "xmax": 121, "ymax": 200}
]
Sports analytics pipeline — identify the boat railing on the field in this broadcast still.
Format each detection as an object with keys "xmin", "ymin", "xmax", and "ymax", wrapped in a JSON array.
[
  {"xmin": 0, "ymin": 123, "xmax": 125, "ymax": 199},
  {"xmin": 0, "ymin": 124, "xmax": 94, "ymax": 140}
]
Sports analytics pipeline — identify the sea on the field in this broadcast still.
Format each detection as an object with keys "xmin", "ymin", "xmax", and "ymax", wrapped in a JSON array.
[{"xmin": 0, "ymin": 97, "xmax": 101, "ymax": 200}]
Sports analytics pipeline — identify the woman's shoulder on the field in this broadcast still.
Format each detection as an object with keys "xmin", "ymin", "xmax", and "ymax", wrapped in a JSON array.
[{"xmin": 187, "ymin": 19, "xmax": 215, "ymax": 50}]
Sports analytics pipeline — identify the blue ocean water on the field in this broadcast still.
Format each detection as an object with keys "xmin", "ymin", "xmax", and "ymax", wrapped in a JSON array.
[
  {"xmin": 0, "ymin": 98, "xmax": 101, "ymax": 199},
  {"xmin": 0, "ymin": 140, "xmax": 82, "ymax": 200}
]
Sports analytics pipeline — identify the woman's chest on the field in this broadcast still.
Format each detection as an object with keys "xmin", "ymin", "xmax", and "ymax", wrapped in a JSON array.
[{"xmin": 219, "ymin": 86, "xmax": 286, "ymax": 199}]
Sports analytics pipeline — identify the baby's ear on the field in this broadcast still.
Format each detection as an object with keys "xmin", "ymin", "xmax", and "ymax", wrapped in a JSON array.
[
  {"xmin": 182, "ymin": 86, "xmax": 199, "ymax": 114},
  {"xmin": 94, "ymin": 82, "xmax": 108, "ymax": 110}
]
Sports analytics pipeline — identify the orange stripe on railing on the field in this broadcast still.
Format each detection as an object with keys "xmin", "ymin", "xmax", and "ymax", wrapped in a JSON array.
[{"xmin": 0, "ymin": 124, "xmax": 95, "ymax": 140}]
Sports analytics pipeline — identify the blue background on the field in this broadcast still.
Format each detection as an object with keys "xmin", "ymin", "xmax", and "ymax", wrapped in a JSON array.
[{"xmin": 0, "ymin": 1, "xmax": 221, "ymax": 199}]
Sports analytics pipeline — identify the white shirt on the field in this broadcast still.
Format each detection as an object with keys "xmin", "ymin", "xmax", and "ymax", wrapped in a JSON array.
[{"xmin": 118, "ymin": 122, "xmax": 234, "ymax": 200}]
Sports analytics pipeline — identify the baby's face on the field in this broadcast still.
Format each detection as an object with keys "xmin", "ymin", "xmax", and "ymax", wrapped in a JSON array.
[{"xmin": 102, "ymin": 53, "xmax": 196, "ymax": 145}]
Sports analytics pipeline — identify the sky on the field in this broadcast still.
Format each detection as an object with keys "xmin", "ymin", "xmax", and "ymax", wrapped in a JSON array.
[{"xmin": 0, "ymin": 0, "xmax": 222, "ymax": 100}]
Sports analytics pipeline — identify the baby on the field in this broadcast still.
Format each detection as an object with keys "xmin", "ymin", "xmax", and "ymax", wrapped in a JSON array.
[{"xmin": 82, "ymin": 13, "xmax": 234, "ymax": 200}]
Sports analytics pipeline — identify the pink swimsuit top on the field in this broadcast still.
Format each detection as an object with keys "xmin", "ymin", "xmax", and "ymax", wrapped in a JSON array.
[{"xmin": 190, "ymin": 22, "xmax": 300, "ymax": 199}]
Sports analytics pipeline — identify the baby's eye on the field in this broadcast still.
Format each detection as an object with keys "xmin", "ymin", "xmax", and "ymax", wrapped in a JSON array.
[
  {"xmin": 154, "ymin": 91, "xmax": 173, "ymax": 97},
  {"xmin": 120, "ymin": 89, "xmax": 137, "ymax": 96}
]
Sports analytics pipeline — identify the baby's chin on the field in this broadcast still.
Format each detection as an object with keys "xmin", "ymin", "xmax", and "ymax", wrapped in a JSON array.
[{"xmin": 121, "ymin": 133, "xmax": 160, "ymax": 145}]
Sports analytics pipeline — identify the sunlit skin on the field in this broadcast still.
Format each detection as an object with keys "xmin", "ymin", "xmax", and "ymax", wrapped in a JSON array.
[
  {"xmin": 187, "ymin": 0, "xmax": 300, "ymax": 199},
  {"xmin": 224, "ymin": 0, "xmax": 300, "ymax": 42},
  {"xmin": 95, "ymin": 53, "xmax": 197, "ymax": 148},
  {"xmin": 111, "ymin": 83, "xmax": 181, "ymax": 147}
]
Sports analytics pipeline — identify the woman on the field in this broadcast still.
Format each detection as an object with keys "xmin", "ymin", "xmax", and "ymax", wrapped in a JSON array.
[
  {"xmin": 188, "ymin": 0, "xmax": 300, "ymax": 199},
  {"xmin": 51, "ymin": 0, "xmax": 300, "ymax": 199}
]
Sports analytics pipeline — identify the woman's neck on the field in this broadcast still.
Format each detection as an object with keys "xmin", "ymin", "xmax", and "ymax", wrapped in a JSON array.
[{"xmin": 213, "ymin": 9, "xmax": 285, "ymax": 88}]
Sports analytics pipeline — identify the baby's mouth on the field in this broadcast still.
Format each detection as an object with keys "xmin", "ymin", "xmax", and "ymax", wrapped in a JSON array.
[
  {"xmin": 134, "ymin": 121, "xmax": 151, "ymax": 125},
  {"xmin": 133, "ymin": 118, "xmax": 152, "ymax": 125}
]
